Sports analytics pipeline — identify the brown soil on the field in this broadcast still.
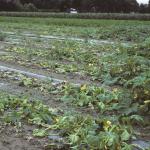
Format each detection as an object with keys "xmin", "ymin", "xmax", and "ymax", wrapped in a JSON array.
[{"xmin": 0, "ymin": 124, "xmax": 49, "ymax": 150}]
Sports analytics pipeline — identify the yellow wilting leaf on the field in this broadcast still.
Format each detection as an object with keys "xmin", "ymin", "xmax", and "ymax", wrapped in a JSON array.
[
  {"xmin": 40, "ymin": 86, "xmax": 44, "ymax": 92},
  {"xmin": 103, "ymin": 120, "xmax": 112, "ymax": 131},
  {"xmin": 113, "ymin": 88, "xmax": 118, "ymax": 92},
  {"xmin": 144, "ymin": 90, "xmax": 149, "ymax": 95},
  {"xmin": 80, "ymin": 84, "xmax": 87, "ymax": 91},
  {"xmin": 69, "ymin": 134, "xmax": 79, "ymax": 144},
  {"xmin": 134, "ymin": 94, "xmax": 138, "ymax": 99},
  {"xmin": 55, "ymin": 118, "xmax": 59, "ymax": 123},
  {"xmin": 88, "ymin": 63, "xmax": 93, "ymax": 67},
  {"xmin": 43, "ymin": 31, "xmax": 48, "ymax": 34},
  {"xmin": 119, "ymin": 68, "xmax": 123, "ymax": 72},
  {"xmin": 104, "ymin": 145, "xmax": 108, "ymax": 150},
  {"xmin": 144, "ymin": 100, "xmax": 150, "ymax": 104}
]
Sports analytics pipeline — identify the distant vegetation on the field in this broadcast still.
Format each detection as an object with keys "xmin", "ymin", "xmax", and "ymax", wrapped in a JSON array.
[
  {"xmin": 0, "ymin": 12, "xmax": 150, "ymax": 20},
  {"xmin": 0, "ymin": 0, "xmax": 150, "ymax": 13}
]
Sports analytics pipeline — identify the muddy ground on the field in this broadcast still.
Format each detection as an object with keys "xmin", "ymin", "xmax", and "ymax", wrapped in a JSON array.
[{"xmin": 0, "ymin": 124, "xmax": 49, "ymax": 150}]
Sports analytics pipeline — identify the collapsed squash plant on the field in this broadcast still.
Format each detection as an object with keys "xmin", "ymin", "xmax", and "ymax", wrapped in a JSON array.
[
  {"xmin": 0, "ymin": 18, "xmax": 150, "ymax": 149},
  {"xmin": 1, "ymin": 34, "xmax": 149, "ymax": 93},
  {"xmin": 61, "ymin": 83, "xmax": 131, "ymax": 114},
  {"xmin": 54, "ymin": 114, "xmax": 133, "ymax": 150},
  {"xmin": 0, "ymin": 93, "xmax": 57, "ymax": 126},
  {"xmin": 0, "ymin": 92, "xmax": 135, "ymax": 150},
  {"xmin": 60, "ymin": 83, "xmax": 147, "ymax": 125}
]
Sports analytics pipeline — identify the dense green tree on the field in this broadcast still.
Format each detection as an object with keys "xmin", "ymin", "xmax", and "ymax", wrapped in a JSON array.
[
  {"xmin": 148, "ymin": 0, "xmax": 150, "ymax": 12},
  {"xmin": 0, "ymin": 0, "xmax": 148, "ymax": 13}
]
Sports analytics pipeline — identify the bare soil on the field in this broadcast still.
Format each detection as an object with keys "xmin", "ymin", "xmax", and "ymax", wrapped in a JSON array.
[{"xmin": 0, "ymin": 124, "xmax": 49, "ymax": 150}]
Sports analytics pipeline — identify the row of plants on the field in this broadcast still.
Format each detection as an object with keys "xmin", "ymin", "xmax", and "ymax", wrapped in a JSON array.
[
  {"xmin": 1, "ymin": 32, "xmax": 150, "ymax": 105},
  {"xmin": 0, "ymin": 58, "xmax": 149, "ymax": 149},
  {"xmin": 0, "ymin": 16, "xmax": 150, "ymax": 42},
  {"xmin": 0, "ymin": 16, "xmax": 149, "ymax": 149},
  {"xmin": 1, "ymin": 12, "xmax": 150, "ymax": 20},
  {"xmin": 2, "ymin": 36, "xmax": 150, "ymax": 92},
  {"xmin": 0, "ymin": 72, "xmax": 149, "ymax": 149},
  {"xmin": 1, "ymin": 68, "xmax": 149, "ymax": 117},
  {"xmin": 0, "ymin": 90, "xmax": 147, "ymax": 150},
  {"xmin": 0, "ymin": 41, "xmax": 149, "ymax": 113}
]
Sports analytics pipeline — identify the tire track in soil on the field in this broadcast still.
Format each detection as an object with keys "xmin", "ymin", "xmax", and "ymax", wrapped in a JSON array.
[
  {"xmin": 0, "ymin": 125, "xmax": 48, "ymax": 150},
  {"xmin": 0, "ymin": 61, "xmax": 103, "ymax": 87},
  {"xmin": 0, "ymin": 65, "xmax": 65, "ymax": 86}
]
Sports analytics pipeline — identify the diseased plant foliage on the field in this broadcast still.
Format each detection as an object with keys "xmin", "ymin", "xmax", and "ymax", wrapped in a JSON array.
[{"xmin": 0, "ymin": 17, "xmax": 149, "ymax": 149}]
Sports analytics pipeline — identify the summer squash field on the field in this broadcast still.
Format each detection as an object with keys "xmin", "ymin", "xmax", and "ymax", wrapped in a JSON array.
[{"xmin": 0, "ymin": 17, "xmax": 150, "ymax": 150}]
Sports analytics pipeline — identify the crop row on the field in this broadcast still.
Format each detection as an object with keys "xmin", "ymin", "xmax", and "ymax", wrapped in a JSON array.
[{"xmin": 0, "ymin": 12, "xmax": 150, "ymax": 20}]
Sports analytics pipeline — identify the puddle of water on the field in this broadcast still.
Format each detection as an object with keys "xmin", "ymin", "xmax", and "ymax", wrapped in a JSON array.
[
  {"xmin": 90, "ymin": 39, "xmax": 114, "ymax": 45},
  {"xmin": 5, "ymin": 41, "xmax": 21, "ymax": 45},
  {"xmin": 132, "ymin": 140, "xmax": 150, "ymax": 150},
  {"xmin": 0, "ymin": 51, "xmax": 8, "ymax": 55},
  {"xmin": 6, "ymin": 37, "xmax": 22, "ymax": 43},
  {"xmin": 23, "ymin": 33, "xmax": 36, "ymax": 37},
  {"xmin": 0, "ymin": 82, "xmax": 7, "ymax": 88},
  {"xmin": 48, "ymin": 135, "xmax": 63, "ymax": 142},
  {"xmin": 21, "ymin": 32, "xmax": 119, "ymax": 45},
  {"xmin": 0, "ymin": 45, "xmax": 5, "ymax": 50},
  {"xmin": 3, "ymin": 31, "xmax": 131, "ymax": 46},
  {"xmin": 3, "ymin": 31, "xmax": 15, "ymax": 35}
]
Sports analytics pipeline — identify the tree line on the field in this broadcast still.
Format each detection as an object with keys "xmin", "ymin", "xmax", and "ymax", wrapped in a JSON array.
[{"xmin": 0, "ymin": 0, "xmax": 150, "ymax": 13}]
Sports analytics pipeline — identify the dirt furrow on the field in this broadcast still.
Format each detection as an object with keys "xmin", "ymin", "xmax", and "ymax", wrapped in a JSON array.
[
  {"xmin": 0, "ymin": 61, "xmax": 103, "ymax": 87},
  {"xmin": 0, "ymin": 65, "xmax": 74, "ymax": 86}
]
